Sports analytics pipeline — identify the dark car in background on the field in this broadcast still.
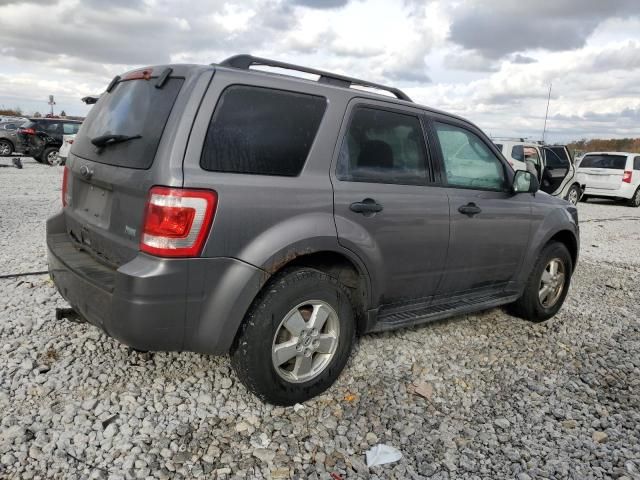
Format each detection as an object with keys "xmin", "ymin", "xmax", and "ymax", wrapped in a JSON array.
[
  {"xmin": 18, "ymin": 118, "xmax": 82, "ymax": 165},
  {"xmin": 0, "ymin": 120, "xmax": 28, "ymax": 156}
]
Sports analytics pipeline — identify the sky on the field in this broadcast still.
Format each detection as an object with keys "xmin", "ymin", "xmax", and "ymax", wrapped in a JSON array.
[{"xmin": 1, "ymin": 0, "xmax": 639, "ymax": 143}]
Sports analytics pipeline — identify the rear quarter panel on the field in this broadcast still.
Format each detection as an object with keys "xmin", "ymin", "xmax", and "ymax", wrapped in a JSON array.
[{"xmin": 182, "ymin": 69, "xmax": 356, "ymax": 271}]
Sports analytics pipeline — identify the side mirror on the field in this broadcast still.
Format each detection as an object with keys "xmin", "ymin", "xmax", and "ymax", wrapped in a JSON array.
[{"xmin": 512, "ymin": 170, "xmax": 539, "ymax": 194}]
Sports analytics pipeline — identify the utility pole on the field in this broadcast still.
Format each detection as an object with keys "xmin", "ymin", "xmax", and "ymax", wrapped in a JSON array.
[
  {"xmin": 48, "ymin": 95, "xmax": 56, "ymax": 116},
  {"xmin": 541, "ymin": 83, "xmax": 552, "ymax": 143}
]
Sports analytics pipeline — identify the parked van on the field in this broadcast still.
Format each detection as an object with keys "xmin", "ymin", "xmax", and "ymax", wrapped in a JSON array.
[{"xmin": 579, "ymin": 152, "xmax": 640, "ymax": 207}]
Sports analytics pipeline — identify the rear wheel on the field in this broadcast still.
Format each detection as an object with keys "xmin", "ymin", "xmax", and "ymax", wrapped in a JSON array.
[
  {"xmin": 230, "ymin": 268, "xmax": 355, "ymax": 405},
  {"xmin": 627, "ymin": 187, "xmax": 640, "ymax": 207},
  {"xmin": 42, "ymin": 147, "xmax": 61, "ymax": 166},
  {"xmin": 0, "ymin": 140, "xmax": 13, "ymax": 156},
  {"xmin": 510, "ymin": 241, "xmax": 572, "ymax": 322},
  {"xmin": 565, "ymin": 184, "xmax": 581, "ymax": 205}
]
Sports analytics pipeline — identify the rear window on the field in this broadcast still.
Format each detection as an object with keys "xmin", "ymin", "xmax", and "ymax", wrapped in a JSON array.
[
  {"xmin": 200, "ymin": 86, "xmax": 326, "ymax": 176},
  {"xmin": 493, "ymin": 143, "xmax": 503, "ymax": 151},
  {"xmin": 72, "ymin": 77, "xmax": 184, "ymax": 169},
  {"xmin": 580, "ymin": 154, "xmax": 627, "ymax": 170}
]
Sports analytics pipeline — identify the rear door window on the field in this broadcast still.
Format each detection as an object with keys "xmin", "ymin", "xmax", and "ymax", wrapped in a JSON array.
[
  {"xmin": 73, "ymin": 76, "xmax": 184, "ymax": 169},
  {"xmin": 201, "ymin": 86, "xmax": 326, "ymax": 176},
  {"xmin": 336, "ymin": 107, "xmax": 429, "ymax": 185},
  {"xmin": 634, "ymin": 156, "xmax": 640, "ymax": 170},
  {"xmin": 40, "ymin": 122, "xmax": 61, "ymax": 135},
  {"xmin": 580, "ymin": 154, "xmax": 627, "ymax": 169}
]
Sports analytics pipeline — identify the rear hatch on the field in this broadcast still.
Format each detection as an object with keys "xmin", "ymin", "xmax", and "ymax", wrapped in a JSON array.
[
  {"xmin": 578, "ymin": 154, "xmax": 627, "ymax": 190},
  {"xmin": 63, "ymin": 66, "xmax": 202, "ymax": 267}
]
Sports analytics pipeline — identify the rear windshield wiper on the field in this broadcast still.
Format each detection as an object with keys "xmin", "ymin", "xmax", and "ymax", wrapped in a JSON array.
[{"xmin": 91, "ymin": 134, "xmax": 141, "ymax": 148}]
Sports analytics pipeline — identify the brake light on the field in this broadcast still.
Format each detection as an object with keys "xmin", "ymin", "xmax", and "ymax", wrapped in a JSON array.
[
  {"xmin": 140, "ymin": 187, "xmax": 217, "ymax": 258},
  {"xmin": 20, "ymin": 128, "xmax": 35, "ymax": 135},
  {"xmin": 123, "ymin": 68, "xmax": 153, "ymax": 81},
  {"xmin": 623, "ymin": 171, "xmax": 632, "ymax": 183},
  {"xmin": 62, "ymin": 166, "xmax": 69, "ymax": 207}
]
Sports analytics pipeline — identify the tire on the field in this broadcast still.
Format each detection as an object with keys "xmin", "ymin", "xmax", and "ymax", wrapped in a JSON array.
[
  {"xmin": 0, "ymin": 139, "xmax": 13, "ymax": 156},
  {"xmin": 565, "ymin": 184, "xmax": 581, "ymax": 205},
  {"xmin": 42, "ymin": 147, "xmax": 61, "ymax": 166},
  {"xmin": 510, "ymin": 241, "xmax": 573, "ymax": 322},
  {"xmin": 627, "ymin": 187, "xmax": 640, "ymax": 207},
  {"xmin": 230, "ymin": 267, "xmax": 356, "ymax": 405}
]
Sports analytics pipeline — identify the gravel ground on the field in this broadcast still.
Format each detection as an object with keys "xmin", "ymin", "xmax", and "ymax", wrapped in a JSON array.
[{"xmin": 1, "ymin": 158, "xmax": 639, "ymax": 479}]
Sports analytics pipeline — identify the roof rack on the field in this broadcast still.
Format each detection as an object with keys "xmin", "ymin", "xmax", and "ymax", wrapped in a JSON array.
[{"xmin": 218, "ymin": 54, "xmax": 412, "ymax": 102}]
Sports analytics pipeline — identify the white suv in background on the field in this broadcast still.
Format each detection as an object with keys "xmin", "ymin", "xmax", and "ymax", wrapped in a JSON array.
[
  {"xmin": 578, "ymin": 152, "xmax": 640, "ymax": 207},
  {"xmin": 493, "ymin": 140, "xmax": 584, "ymax": 205}
]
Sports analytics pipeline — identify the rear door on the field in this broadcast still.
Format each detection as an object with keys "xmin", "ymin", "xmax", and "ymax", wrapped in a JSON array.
[
  {"xmin": 332, "ymin": 100, "xmax": 450, "ymax": 308},
  {"xmin": 541, "ymin": 146, "xmax": 571, "ymax": 195},
  {"xmin": 63, "ymin": 66, "xmax": 209, "ymax": 267},
  {"xmin": 429, "ymin": 118, "xmax": 531, "ymax": 297},
  {"xmin": 578, "ymin": 154, "xmax": 628, "ymax": 190}
]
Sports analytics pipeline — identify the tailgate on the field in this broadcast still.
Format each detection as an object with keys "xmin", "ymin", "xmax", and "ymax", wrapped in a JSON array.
[
  {"xmin": 578, "ymin": 154, "xmax": 628, "ymax": 191},
  {"xmin": 62, "ymin": 65, "xmax": 206, "ymax": 266},
  {"xmin": 580, "ymin": 168, "xmax": 623, "ymax": 190}
]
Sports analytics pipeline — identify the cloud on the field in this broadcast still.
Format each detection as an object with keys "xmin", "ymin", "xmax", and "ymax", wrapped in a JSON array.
[
  {"xmin": 512, "ymin": 54, "xmax": 537, "ymax": 65},
  {"xmin": 290, "ymin": 0, "xmax": 350, "ymax": 8},
  {"xmin": 448, "ymin": 0, "xmax": 640, "ymax": 59},
  {"xmin": 443, "ymin": 50, "xmax": 498, "ymax": 72}
]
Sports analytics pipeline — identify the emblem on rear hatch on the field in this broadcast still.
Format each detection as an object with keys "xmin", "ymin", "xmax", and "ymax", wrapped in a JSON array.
[{"xmin": 79, "ymin": 165, "xmax": 93, "ymax": 179}]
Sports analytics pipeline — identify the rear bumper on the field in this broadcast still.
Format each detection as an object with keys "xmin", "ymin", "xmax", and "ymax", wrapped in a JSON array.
[
  {"xmin": 584, "ymin": 184, "xmax": 635, "ymax": 199},
  {"xmin": 47, "ymin": 212, "xmax": 266, "ymax": 354}
]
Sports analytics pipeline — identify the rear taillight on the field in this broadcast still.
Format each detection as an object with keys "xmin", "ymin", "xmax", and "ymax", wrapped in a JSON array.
[
  {"xmin": 140, "ymin": 186, "xmax": 217, "ymax": 258},
  {"xmin": 623, "ymin": 170, "xmax": 632, "ymax": 183},
  {"xmin": 62, "ymin": 166, "xmax": 69, "ymax": 207},
  {"xmin": 19, "ymin": 128, "xmax": 35, "ymax": 135}
]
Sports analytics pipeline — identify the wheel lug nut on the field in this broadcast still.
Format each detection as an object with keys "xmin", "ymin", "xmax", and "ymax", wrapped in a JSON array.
[{"xmin": 312, "ymin": 340, "xmax": 319, "ymax": 348}]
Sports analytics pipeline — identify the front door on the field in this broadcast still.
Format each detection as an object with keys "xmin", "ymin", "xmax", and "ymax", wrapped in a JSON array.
[
  {"xmin": 332, "ymin": 102, "xmax": 450, "ymax": 309},
  {"xmin": 430, "ymin": 119, "xmax": 531, "ymax": 297}
]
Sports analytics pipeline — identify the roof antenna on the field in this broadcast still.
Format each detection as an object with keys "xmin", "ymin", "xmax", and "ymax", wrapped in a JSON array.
[{"xmin": 541, "ymin": 82, "xmax": 552, "ymax": 143}]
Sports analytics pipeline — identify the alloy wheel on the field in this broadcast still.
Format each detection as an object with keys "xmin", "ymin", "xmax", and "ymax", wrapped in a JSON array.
[
  {"xmin": 539, "ymin": 258, "xmax": 566, "ymax": 308},
  {"xmin": 271, "ymin": 300, "xmax": 340, "ymax": 384},
  {"xmin": 0, "ymin": 141, "xmax": 11, "ymax": 156},
  {"xmin": 47, "ymin": 150, "xmax": 61, "ymax": 166}
]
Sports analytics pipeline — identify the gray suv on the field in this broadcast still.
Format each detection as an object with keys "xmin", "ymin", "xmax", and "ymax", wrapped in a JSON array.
[{"xmin": 47, "ymin": 55, "xmax": 579, "ymax": 405}]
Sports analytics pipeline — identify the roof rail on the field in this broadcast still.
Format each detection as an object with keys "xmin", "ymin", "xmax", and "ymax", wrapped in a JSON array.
[{"xmin": 218, "ymin": 54, "xmax": 413, "ymax": 102}]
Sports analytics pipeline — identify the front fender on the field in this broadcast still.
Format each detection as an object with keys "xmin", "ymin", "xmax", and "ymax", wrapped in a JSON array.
[{"xmin": 515, "ymin": 202, "xmax": 579, "ymax": 287}]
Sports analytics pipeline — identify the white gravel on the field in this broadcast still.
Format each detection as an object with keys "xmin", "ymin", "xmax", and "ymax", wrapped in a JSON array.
[{"xmin": 1, "ymin": 157, "xmax": 639, "ymax": 479}]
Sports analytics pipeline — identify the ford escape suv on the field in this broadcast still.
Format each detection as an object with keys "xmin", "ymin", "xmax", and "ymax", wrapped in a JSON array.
[{"xmin": 47, "ymin": 55, "xmax": 580, "ymax": 405}]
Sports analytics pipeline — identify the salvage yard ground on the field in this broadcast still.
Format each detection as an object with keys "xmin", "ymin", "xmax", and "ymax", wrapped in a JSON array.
[{"xmin": 1, "ymin": 158, "xmax": 639, "ymax": 479}]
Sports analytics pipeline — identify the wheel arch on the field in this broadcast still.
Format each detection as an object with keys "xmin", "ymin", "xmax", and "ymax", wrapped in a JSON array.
[{"xmin": 546, "ymin": 229, "xmax": 578, "ymax": 270}]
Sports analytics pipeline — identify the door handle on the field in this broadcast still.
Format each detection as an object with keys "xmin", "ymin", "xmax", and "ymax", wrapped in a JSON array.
[
  {"xmin": 458, "ymin": 202, "xmax": 482, "ymax": 216},
  {"xmin": 350, "ymin": 198, "xmax": 383, "ymax": 215}
]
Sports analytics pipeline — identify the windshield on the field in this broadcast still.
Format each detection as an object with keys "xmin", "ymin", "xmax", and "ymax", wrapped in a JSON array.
[
  {"xmin": 580, "ymin": 154, "xmax": 627, "ymax": 170},
  {"xmin": 72, "ymin": 76, "xmax": 184, "ymax": 169}
]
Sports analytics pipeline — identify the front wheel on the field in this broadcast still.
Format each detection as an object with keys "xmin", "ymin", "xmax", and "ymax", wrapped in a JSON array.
[
  {"xmin": 510, "ymin": 241, "xmax": 573, "ymax": 322},
  {"xmin": 627, "ymin": 187, "xmax": 640, "ymax": 207},
  {"xmin": 230, "ymin": 268, "xmax": 355, "ymax": 405},
  {"xmin": 0, "ymin": 140, "xmax": 13, "ymax": 156},
  {"xmin": 565, "ymin": 184, "xmax": 581, "ymax": 205}
]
